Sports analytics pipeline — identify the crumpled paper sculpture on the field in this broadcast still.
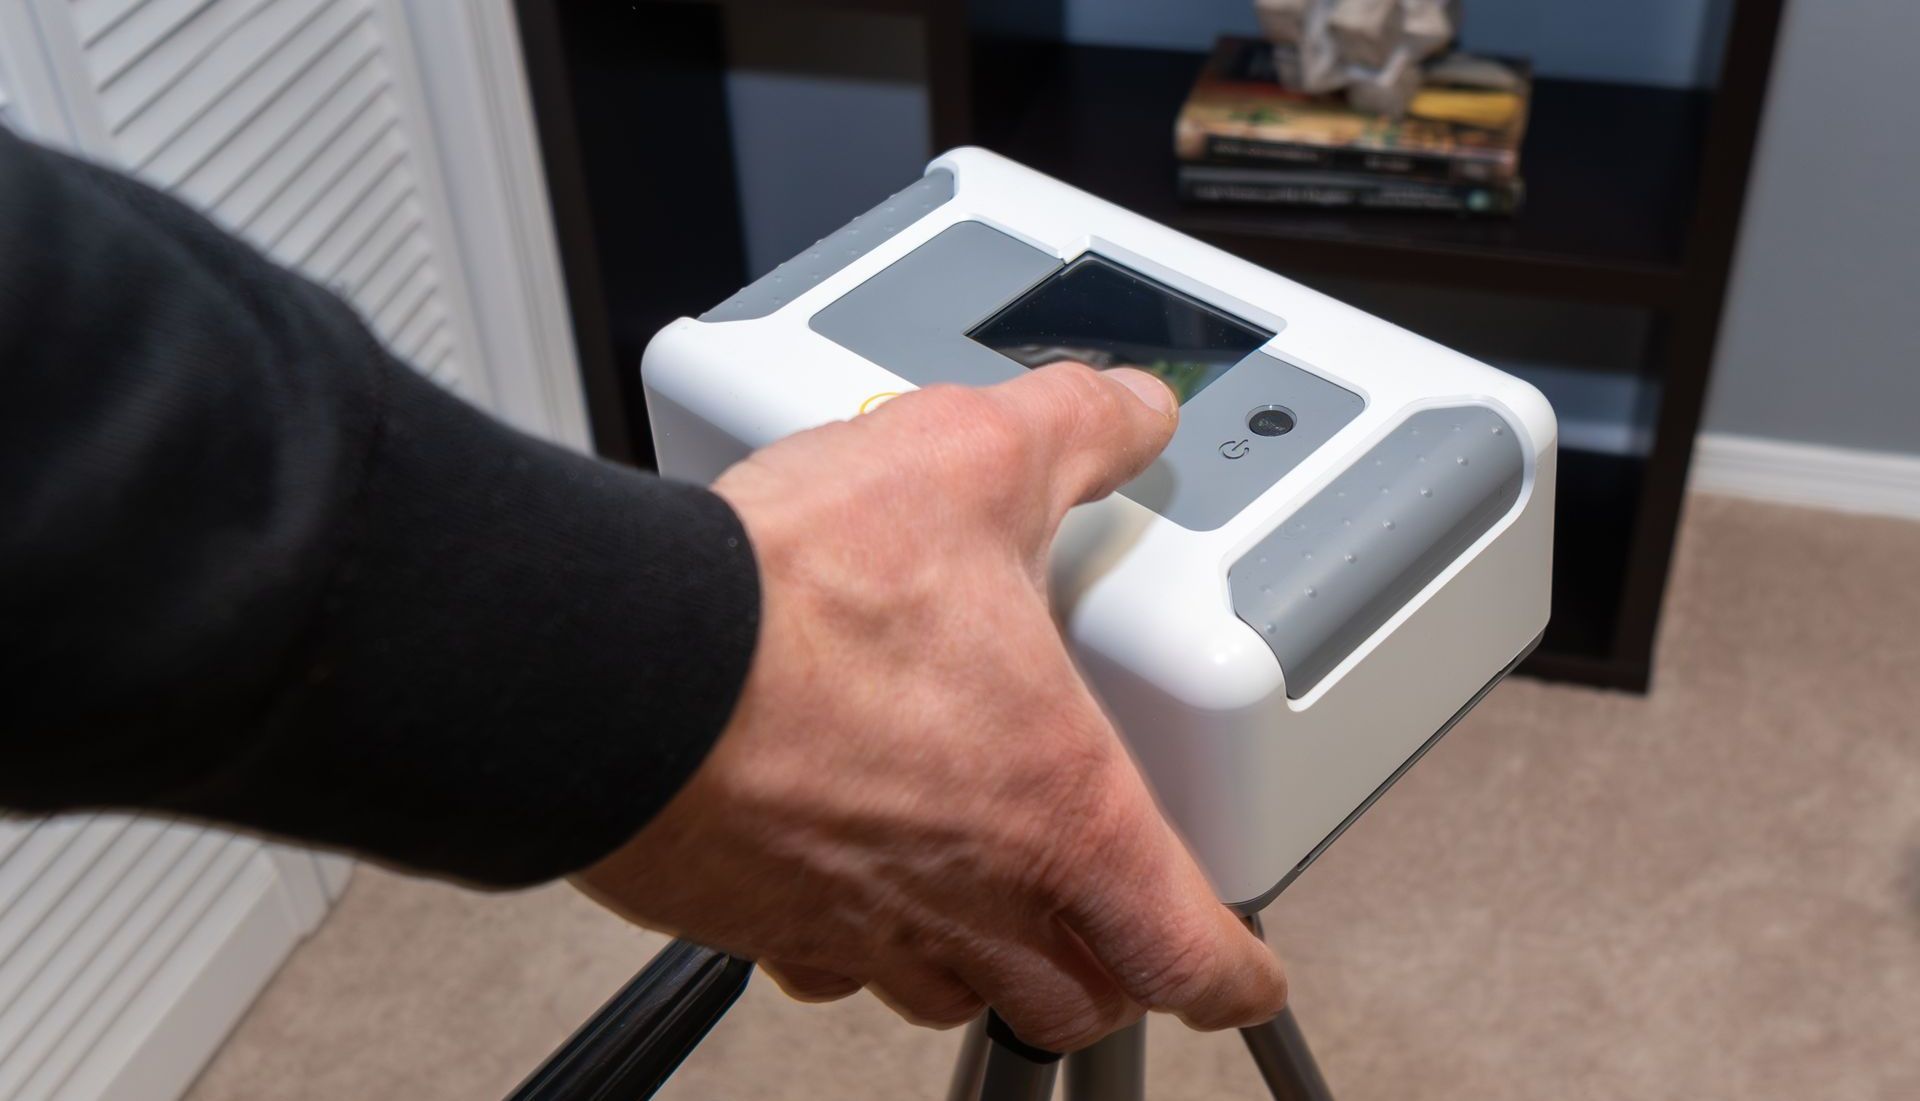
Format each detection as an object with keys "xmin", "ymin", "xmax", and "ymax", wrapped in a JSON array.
[{"xmin": 1255, "ymin": 0, "xmax": 1461, "ymax": 116}]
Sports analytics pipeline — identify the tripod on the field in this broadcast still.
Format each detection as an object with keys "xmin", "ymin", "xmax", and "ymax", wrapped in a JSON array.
[
  {"xmin": 945, "ymin": 916, "xmax": 1334, "ymax": 1101},
  {"xmin": 941, "ymin": 1005, "xmax": 1333, "ymax": 1101},
  {"xmin": 507, "ymin": 919, "xmax": 1334, "ymax": 1101},
  {"xmin": 946, "ymin": 1008, "xmax": 1332, "ymax": 1101}
]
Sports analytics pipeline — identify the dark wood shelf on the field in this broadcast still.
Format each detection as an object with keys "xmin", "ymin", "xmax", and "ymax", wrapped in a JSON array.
[
  {"xmin": 974, "ymin": 43, "xmax": 1712, "ymax": 307},
  {"xmin": 1526, "ymin": 447, "xmax": 1646, "ymax": 687}
]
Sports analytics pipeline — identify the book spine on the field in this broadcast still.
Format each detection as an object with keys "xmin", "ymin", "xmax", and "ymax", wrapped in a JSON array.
[
  {"xmin": 1201, "ymin": 135, "xmax": 1512, "ymax": 185},
  {"xmin": 1178, "ymin": 175, "xmax": 1523, "ymax": 216}
]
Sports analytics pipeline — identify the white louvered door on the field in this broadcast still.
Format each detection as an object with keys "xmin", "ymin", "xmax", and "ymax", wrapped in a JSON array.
[
  {"xmin": 0, "ymin": 19, "xmax": 25, "ymax": 131},
  {"xmin": 0, "ymin": 7, "xmax": 67, "ymax": 139},
  {"xmin": 27, "ymin": 0, "xmax": 494, "ymax": 400},
  {"xmin": 0, "ymin": 3, "xmax": 575, "ymax": 1100},
  {"xmin": 0, "ymin": 818, "xmax": 338, "ymax": 1101}
]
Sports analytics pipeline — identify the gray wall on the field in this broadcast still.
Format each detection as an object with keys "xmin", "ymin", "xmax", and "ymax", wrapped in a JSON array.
[
  {"xmin": 1701, "ymin": 0, "xmax": 1920, "ymax": 454},
  {"xmin": 723, "ymin": 9, "xmax": 929, "ymax": 278}
]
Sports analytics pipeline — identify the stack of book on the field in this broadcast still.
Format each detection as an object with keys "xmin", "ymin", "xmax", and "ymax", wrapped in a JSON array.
[{"xmin": 1175, "ymin": 37, "xmax": 1531, "ymax": 216}]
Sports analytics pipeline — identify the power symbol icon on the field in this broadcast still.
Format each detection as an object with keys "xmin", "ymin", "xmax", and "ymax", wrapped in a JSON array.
[{"xmin": 1219, "ymin": 439, "xmax": 1252, "ymax": 460}]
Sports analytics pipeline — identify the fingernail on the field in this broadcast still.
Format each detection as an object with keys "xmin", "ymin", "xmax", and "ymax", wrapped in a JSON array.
[{"xmin": 1107, "ymin": 368, "xmax": 1177, "ymax": 417}]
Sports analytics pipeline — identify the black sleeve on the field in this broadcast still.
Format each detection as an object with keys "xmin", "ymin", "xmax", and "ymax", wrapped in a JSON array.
[{"xmin": 0, "ymin": 128, "xmax": 759, "ymax": 887}]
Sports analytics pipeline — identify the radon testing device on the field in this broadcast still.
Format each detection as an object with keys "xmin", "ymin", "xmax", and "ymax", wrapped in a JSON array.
[{"xmin": 509, "ymin": 148, "xmax": 1557, "ymax": 1101}]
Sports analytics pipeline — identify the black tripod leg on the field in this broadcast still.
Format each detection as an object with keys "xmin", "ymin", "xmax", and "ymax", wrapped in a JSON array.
[
  {"xmin": 505, "ymin": 941, "xmax": 752, "ymax": 1101},
  {"xmin": 1064, "ymin": 1018, "xmax": 1145, "ymax": 1101},
  {"xmin": 976, "ymin": 1012, "xmax": 1062, "ymax": 1101},
  {"xmin": 946, "ymin": 1017, "xmax": 992, "ymax": 1101},
  {"xmin": 1240, "ymin": 1008, "xmax": 1335, "ymax": 1101}
]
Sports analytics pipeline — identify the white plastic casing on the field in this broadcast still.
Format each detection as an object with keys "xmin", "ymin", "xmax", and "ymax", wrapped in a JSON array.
[{"xmin": 643, "ymin": 148, "xmax": 1556, "ymax": 908}]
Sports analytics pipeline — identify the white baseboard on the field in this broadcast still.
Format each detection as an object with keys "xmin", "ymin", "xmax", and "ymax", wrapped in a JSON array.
[{"xmin": 1691, "ymin": 433, "xmax": 1920, "ymax": 520}]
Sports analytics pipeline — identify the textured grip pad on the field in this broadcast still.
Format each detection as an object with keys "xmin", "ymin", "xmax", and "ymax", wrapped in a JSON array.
[
  {"xmin": 700, "ymin": 169, "xmax": 957, "ymax": 323},
  {"xmin": 1230, "ymin": 405, "xmax": 1526, "ymax": 698}
]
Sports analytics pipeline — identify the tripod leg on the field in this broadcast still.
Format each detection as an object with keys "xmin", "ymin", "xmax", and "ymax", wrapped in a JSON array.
[
  {"xmin": 946, "ymin": 1017, "xmax": 991, "ymax": 1101},
  {"xmin": 1064, "ymin": 1018, "xmax": 1145, "ymax": 1101},
  {"xmin": 978, "ymin": 1045, "xmax": 1058, "ymax": 1101},
  {"xmin": 1240, "ymin": 1008, "xmax": 1335, "ymax": 1101},
  {"xmin": 977, "ymin": 1012, "xmax": 1062, "ymax": 1101}
]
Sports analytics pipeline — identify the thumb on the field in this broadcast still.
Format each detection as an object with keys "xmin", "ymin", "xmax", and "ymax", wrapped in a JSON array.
[{"xmin": 978, "ymin": 362, "xmax": 1178, "ymax": 521}]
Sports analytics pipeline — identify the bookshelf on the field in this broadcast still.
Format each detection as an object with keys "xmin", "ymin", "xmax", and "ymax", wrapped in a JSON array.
[{"xmin": 516, "ymin": 0, "xmax": 1788, "ymax": 691}]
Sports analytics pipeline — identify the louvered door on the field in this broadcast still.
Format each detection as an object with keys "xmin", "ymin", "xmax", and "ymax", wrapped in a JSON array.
[
  {"xmin": 0, "ymin": 9, "xmax": 62, "ymax": 138},
  {"xmin": 0, "ymin": 818, "xmax": 339, "ymax": 1101},
  {"xmin": 0, "ymin": 22, "xmax": 21, "ymax": 130},
  {"xmin": 0, "ymin": 3, "xmax": 543, "ymax": 1099},
  {"xmin": 27, "ymin": 0, "xmax": 492, "ymax": 399}
]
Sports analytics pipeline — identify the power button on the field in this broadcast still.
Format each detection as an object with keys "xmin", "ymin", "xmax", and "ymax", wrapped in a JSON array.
[{"xmin": 1219, "ymin": 439, "xmax": 1252, "ymax": 460}]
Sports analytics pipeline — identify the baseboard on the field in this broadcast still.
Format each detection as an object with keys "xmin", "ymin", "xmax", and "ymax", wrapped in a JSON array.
[{"xmin": 1691, "ymin": 433, "xmax": 1920, "ymax": 520}]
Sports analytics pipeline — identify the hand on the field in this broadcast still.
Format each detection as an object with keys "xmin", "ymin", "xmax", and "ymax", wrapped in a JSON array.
[{"xmin": 576, "ymin": 363, "xmax": 1287, "ymax": 1051}]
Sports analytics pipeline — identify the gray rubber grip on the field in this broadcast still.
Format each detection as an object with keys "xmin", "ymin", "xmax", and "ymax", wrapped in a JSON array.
[
  {"xmin": 1230, "ymin": 406, "xmax": 1526, "ymax": 699},
  {"xmin": 700, "ymin": 168, "xmax": 957, "ymax": 323}
]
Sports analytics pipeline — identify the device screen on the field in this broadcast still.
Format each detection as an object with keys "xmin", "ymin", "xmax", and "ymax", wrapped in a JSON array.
[{"xmin": 967, "ymin": 255, "xmax": 1272, "ymax": 404}]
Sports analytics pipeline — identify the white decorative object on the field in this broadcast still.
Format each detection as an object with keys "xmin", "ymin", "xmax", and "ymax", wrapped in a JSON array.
[
  {"xmin": 1402, "ymin": 0, "xmax": 1459, "ymax": 58},
  {"xmin": 1346, "ymin": 46, "xmax": 1424, "ymax": 117},
  {"xmin": 1257, "ymin": 0, "xmax": 1461, "ymax": 116},
  {"xmin": 1328, "ymin": 0, "xmax": 1402, "ymax": 70},
  {"xmin": 1254, "ymin": 0, "xmax": 1314, "ymax": 42}
]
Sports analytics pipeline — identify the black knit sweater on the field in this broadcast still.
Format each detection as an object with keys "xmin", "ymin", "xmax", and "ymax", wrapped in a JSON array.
[{"xmin": 0, "ymin": 127, "xmax": 759, "ymax": 887}]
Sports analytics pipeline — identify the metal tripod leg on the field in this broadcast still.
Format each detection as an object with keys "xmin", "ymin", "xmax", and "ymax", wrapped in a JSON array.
[
  {"xmin": 946, "ymin": 1017, "xmax": 991, "ymax": 1101},
  {"xmin": 1065, "ymin": 1018, "xmax": 1145, "ymax": 1101},
  {"xmin": 947, "ymin": 903, "xmax": 1329, "ymax": 1101},
  {"xmin": 953, "ymin": 1008, "xmax": 1327, "ymax": 1101},
  {"xmin": 1240, "ymin": 1008, "xmax": 1334, "ymax": 1101},
  {"xmin": 955, "ymin": 1012, "xmax": 1061, "ymax": 1101},
  {"xmin": 978, "ymin": 1046, "xmax": 1058, "ymax": 1101}
]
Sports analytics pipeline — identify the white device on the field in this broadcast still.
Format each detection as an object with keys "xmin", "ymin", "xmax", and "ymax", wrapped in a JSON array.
[{"xmin": 644, "ymin": 148, "xmax": 1555, "ymax": 910}]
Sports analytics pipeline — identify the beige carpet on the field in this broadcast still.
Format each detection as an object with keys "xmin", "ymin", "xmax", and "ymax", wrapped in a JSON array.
[{"xmin": 185, "ymin": 495, "xmax": 1920, "ymax": 1100}]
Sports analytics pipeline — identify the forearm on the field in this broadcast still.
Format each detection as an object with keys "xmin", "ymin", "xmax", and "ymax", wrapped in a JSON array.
[{"xmin": 0, "ymin": 129, "xmax": 758, "ymax": 886}]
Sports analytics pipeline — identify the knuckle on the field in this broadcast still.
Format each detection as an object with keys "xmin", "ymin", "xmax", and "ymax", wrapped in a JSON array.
[
  {"xmin": 1041, "ymin": 358, "xmax": 1105, "ymax": 395},
  {"xmin": 763, "ymin": 962, "xmax": 861, "ymax": 1004},
  {"xmin": 1180, "ymin": 948, "xmax": 1289, "ymax": 1032},
  {"xmin": 1036, "ymin": 731, "xmax": 1121, "ymax": 815},
  {"xmin": 1250, "ymin": 960, "xmax": 1289, "ymax": 1022},
  {"xmin": 1019, "ymin": 750, "xmax": 1130, "ymax": 896},
  {"xmin": 1056, "ymin": 360, "xmax": 1137, "ymax": 423},
  {"xmin": 1036, "ymin": 363, "xmax": 1114, "ymax": 428},
  {"xmin": 923, "ymin": 384, "xmax": 1007, "ymax": 434},
  {"xmin": 1122, "ymin": 926, "xmax": 1220, "ymax": 1013},
  {"xmin": 975, "ymin": 412, "xmax": 1036, "ymax": 473},
  {"xmin": 791, "ymin": 981, "xmax": 861, "ymax": 1004},
  {"xmin": 902, "ymin": 989, "xmax": 986, "ymax": 1030},
  {"xmin": 920, "ymin": 385, "xmax": 1033, "ymax": 477},
  {"xmin": 915, "ymin": 382, "xmax": 992, "ymax": 420},
  {"xmin": 1069, "ymin": 756, "xmax": 1151, "ymax": 850},
  {"xmin": 1022, "ymin": 1007, "xmax": 1109, "ymax": 1054},
  {"xmin": 1021, "ymin": 999, "xmax": 1136, "ymax": 1045}
]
